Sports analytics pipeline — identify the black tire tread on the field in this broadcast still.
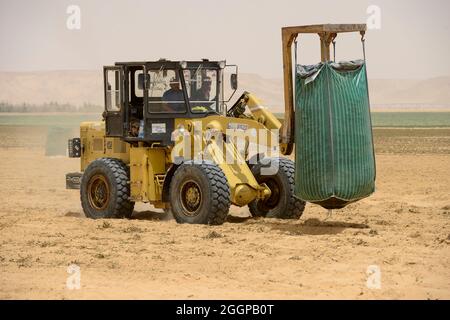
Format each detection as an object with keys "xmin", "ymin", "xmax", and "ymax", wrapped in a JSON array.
[
  {"xmin": 171, "ymin": 162, "xmax": 231, "ymax": 225},
  {"xmin": 249, "ymin": 157, "xmax": 305, "ymax": 219},
  {"xmin": 81, "ymin": 157, "xmax": 134, "ymax": 219},
  {"xmin": 277, "ymin": 158, "xmax": 305, "ymax": 219}
]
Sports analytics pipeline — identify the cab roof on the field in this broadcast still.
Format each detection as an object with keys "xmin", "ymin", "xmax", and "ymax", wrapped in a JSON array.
[{"xmin": 114, "ymin": 59, "xmax": 224, "ymax": 69}]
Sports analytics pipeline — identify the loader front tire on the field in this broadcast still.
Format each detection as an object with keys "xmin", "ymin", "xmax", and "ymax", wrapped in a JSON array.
[
  {"xmin": 248, "ymin": 157, "xmax": 305, "ymax": 219},
  {"xmin": 80, "ymin": 158, "xmax": 134, "ymax": 219},
  {"xmin": 169, "ymin": 161, "xmax": 230, "ymax": 225}
]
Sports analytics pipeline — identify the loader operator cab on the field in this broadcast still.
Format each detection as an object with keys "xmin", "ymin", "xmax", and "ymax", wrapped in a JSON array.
[{"xmin": 103, "ymin": 59, "xmax": 237, "ymax": 145}]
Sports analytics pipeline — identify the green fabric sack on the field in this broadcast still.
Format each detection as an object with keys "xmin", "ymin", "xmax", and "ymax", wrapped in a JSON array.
[{"xmin": 294, "ymin": 60, "xmax": 376, "ymax": 209}]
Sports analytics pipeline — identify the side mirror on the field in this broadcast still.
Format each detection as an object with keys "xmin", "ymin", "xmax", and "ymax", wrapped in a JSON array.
[
  {"xmin": 230, "ymin": 73, "xmax": 238, "ymax": 90},
  {"xmin": 138, "ymin": 73, "xmax": 150, "ymax": 90}
]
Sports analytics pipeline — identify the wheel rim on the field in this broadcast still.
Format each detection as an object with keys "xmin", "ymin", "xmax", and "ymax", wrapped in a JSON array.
[
  {"xmin": 180, "ymin": 180, "xmax": 202, "ymax": 216},
  {"xmin": 87, "ymin": 174, "xmax": 110, "ymax": 210}
]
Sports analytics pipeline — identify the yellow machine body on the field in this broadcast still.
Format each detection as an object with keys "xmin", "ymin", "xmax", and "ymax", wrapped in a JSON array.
[{"xmin": 79, "ymin": 93, "xmax": 281, "ymax": 208}]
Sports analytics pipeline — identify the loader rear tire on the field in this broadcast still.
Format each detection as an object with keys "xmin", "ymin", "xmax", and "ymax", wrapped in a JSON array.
[
  {"xmin": 248, "ymin": 157, "xmax": 305, "ymax": 219},
  {"xmin": 80, "ymin": 158, "xmax": 134, "ymax": 219},
  {"xmin": 169, "ymin": 161, "xmax": 230, "ymax": 225}
]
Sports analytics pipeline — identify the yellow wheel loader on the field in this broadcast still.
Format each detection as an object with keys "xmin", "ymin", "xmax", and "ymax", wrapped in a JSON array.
[
  {"xmin": 66, "ymin": 59, "xmax": 305, "ymax": 224},
  {"xmin": 66, "ymin": 24, "xmax": 368, "ymax": 225}
]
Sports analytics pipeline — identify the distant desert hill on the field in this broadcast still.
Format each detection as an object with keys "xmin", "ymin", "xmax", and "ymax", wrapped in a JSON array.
[
  {"xmin": 0, "ymin": 70, "xmax": 103, "ymax": 107},
  {"xmin": 1, "ymin": 70, "xmax": 449, "ymax": 112},
  {"xmin": 368, "ymin": 77, "xmax": 450, "ymax": 109}
]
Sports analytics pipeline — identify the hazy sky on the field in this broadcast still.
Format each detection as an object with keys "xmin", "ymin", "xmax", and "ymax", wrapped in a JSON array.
[{"xmin": 0, "ymin": 0, "xmax": 449, "ymax": 79}]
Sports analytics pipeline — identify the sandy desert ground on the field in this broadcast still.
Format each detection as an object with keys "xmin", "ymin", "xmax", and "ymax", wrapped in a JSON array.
[{"xmin": 0, "ymin": 126, "xmax": 449, "ymax": 299}]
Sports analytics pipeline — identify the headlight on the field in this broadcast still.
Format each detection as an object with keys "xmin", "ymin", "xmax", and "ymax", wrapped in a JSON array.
[
  {"xmin": 171, "ymin": 125, "xmax": 186, "ymax": 141},
  {"xmin": 179, "ymin": 61, "xmax": 187, "ymax": 69},
  {"xmin": 219, "ymin": 61, "xmax": 226, "ymax": 69}
]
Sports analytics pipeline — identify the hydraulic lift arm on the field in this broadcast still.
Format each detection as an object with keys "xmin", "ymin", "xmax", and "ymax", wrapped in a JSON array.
[{"xmin": 227, "ymin": 91, "xmax": 282, "ymax": 132}]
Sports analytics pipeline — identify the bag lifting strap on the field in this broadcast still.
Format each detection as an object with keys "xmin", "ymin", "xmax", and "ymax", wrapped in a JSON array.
[
  {"xmin": 361, "ymin": 31, "xmax": 366, "ymax": 61},
  {"xmin": 332, "ymin": 39, "xmax": 336, "ymax": 62},
  {"xmin": 294, "ymin": 37, "xmax": 298, "ymax": 67}
]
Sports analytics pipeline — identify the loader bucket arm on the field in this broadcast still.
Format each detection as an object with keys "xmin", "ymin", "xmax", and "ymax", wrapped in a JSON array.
[{"xmin": 280, "ymin": 24, "xmax": 367, "ymax": 155}]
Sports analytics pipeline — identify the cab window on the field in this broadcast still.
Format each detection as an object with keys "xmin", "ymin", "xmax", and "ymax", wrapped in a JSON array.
[
  {"xmin": 183, "ymin": 68, "xmax": 218, "ymax": 113},
  {"xmin": 146, "ymin": 69, "xmax": 187, "ymax": 113},
  {"xmin": 105, "ymin": 70, "xmax": 120, "ymax": 111}
]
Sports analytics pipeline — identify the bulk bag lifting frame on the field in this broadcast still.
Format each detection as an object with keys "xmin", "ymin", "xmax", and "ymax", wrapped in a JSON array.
[{"xmin": 278, "ymin": 24, "xmax": 375, "ymax": 209}]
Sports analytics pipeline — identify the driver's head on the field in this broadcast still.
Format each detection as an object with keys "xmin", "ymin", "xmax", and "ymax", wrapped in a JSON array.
[{"xmin": 169, "ymin": 77, "xmax": 180, "ymax": 90}]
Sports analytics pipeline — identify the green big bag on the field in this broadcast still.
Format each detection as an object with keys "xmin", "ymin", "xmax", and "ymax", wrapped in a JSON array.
[{"xmin": 294, "ymin": 60, "xmax": 376, "ymax": 209}]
